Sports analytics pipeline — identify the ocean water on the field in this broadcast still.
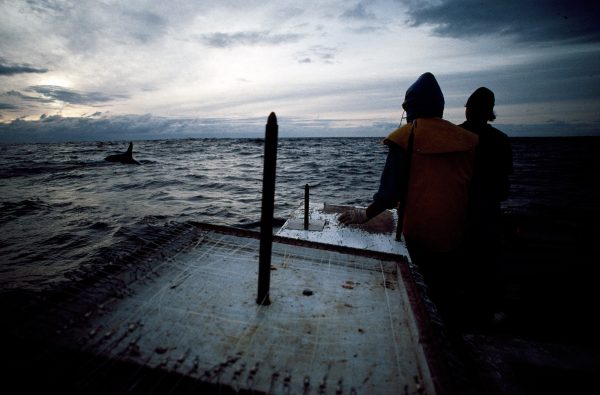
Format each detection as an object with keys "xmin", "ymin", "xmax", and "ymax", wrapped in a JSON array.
[
  {"xmin": 1, "ymin": 136, "xmax": 599, "ymax": 294},
  {"xmin": 0, "ymin": 138, "xmax": 387, "ymax": 292}
]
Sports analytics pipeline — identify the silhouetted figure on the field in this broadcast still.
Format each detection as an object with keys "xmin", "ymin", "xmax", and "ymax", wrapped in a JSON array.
[
  {"xmin": 339, "ymin": 72, "xmax": 478, "ymax": 326},
  {"xmin": 459, "ymin": 87, "xmax": 513, "ymax": 325},
  {"xmin": 104, "ymin": 142, "xmax": 140, "ymax": 165}
]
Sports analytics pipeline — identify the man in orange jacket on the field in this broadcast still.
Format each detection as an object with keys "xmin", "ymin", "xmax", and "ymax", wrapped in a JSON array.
[{"xmin": 339, "ymin": 72, "xmax": 478, "ymax": 326}]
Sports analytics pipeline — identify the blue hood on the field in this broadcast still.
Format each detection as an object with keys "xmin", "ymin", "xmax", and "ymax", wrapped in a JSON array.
[{"xmin": 402, "ymin": 72, "xmax": 444, "ymax": 122}]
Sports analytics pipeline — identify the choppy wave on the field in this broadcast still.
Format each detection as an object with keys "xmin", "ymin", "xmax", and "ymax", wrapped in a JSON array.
[
  {"xmin": 1, "ymin": 136, "xmax": 599, "ymax": 292},
  {"xmin": 0, "ymin": 138, "xmax": 386, "ymax": 291}
]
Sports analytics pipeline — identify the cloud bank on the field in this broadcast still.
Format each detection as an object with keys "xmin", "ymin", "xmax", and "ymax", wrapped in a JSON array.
[
  {"xmin": 1, "ymin": 112, "xmax": 598, "ymax": 144},
  {"xmin": 0, "ymin": 113, "xmax": 397, "ymax": 143}
]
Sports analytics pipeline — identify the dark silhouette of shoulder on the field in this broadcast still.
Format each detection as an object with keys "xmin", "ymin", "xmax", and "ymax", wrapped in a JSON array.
[{"xmin": 460, "ymin": 121, "xmax": 512, "ymax": 201}]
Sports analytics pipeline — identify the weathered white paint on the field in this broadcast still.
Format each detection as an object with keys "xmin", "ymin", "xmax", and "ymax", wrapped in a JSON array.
[{"xmin": 277, "ymin": 203, "xmax": 410, "ymax": 259}]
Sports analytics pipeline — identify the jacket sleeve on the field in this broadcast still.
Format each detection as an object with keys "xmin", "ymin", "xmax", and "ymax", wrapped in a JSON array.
[{"xmin": 371, "ymin": 142, "xmax": 407, "ymax": 212}]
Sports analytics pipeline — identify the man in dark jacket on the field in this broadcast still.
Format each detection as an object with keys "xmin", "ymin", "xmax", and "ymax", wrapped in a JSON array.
[{"xmin": 459, "ymin": 87, "xmax": 513, "ymax": 325}]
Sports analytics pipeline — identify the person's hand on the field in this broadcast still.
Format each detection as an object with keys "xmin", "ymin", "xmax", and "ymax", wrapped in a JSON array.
[{"xmin": 338, "ymin": 208, "xmax": 368, "ymax": 225}]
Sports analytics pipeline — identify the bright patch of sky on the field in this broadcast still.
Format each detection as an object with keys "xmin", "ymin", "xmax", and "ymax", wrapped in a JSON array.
[{"xmin": 1, "ymin": 0, "xmax": 599, "ymax": 141}]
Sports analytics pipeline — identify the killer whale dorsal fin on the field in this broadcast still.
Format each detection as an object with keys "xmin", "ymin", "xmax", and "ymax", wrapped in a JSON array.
[{"xmin": 104, "ymin": 141, "xmax": 140, "ymax": 164}]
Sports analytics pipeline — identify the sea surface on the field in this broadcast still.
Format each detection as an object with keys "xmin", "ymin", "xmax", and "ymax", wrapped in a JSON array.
[{"xmin": 1, "ymin": 137, "xmax": 599, "ymax": 294}]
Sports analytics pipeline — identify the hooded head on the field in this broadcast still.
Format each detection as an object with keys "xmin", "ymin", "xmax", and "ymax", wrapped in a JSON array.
[
  {"xmin": 465, "ymin": 87, "xmax": 496, "ymax": 122},
  {"xmin": 402, "ymin": 72, "xmax": 444, "ymax": 122}
]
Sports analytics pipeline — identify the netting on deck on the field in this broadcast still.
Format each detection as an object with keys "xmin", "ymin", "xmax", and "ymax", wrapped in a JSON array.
[{"xmin": 4, "ymin": 223, "xmax": 442, "ymax": 395}]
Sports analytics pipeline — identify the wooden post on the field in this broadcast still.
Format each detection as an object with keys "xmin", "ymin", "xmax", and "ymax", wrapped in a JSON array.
[
  {"xmin": 304, "ymin": 184, "xmax": 309, "ymax": 230},
  {"xmin": 257, "ymin": 112, "xmax": 278, "ymax": 305}
]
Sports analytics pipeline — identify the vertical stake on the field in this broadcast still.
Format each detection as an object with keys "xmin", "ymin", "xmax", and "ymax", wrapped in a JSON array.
[
  {"xmin": 257, "ymin": 112, "xmax": 278, "ymax": 306},
  {"xmin": 304, "ymin": 184, "xmax": 309, "ymax": 230}
]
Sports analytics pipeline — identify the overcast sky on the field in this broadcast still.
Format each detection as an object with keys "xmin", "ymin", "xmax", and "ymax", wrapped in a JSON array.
[{"xmin": 1, "ymin": 0, "xmax": 599, "ymax": 141}]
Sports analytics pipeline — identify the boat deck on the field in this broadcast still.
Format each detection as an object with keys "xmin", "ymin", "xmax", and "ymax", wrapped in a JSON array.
[{"xmin": 6, "ymin": 222, "xmax": 443, "ymax": 394}]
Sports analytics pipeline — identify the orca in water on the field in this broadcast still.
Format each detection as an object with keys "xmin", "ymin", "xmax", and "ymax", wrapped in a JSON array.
[{"xmin": 104, "ymin": 142, "xmax": 140, "ymax": 165}]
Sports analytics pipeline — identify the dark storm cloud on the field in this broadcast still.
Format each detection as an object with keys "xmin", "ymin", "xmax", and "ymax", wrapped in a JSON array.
[
  {"xmin": 28, "ymin": 86, "xmax": 128, "ymax": 105},
  {"xmin": 6, "ymin": 90, "xmax": 54, "ymax": 103},
  {"xmin": 0, "ymin": 61, "xmax": 48, "ymax": 75},
  {"xmin": 403, "ymin": 0, "xmax": 600, "ymax": 44},
  {"xmin": 201, "ymin": 31, "xmax": 303, "ymax": 48},
  {"xmin": 0, "ymin": 103, "xmax": 20, "ymax": 110},
  {"xmin": 440, "ymin": 49, "xmax": 600, "ymax": 108},
  {"xmin": 0, "ymin": 87, "xmax": 129, "ymax": 118}
]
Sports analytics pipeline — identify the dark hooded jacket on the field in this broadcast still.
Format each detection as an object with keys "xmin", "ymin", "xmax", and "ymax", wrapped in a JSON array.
[
  {"xmin": 372, "ymin": 73, "xmax": 478, "ymax": 252},
  {"xmin": 402, "ymin": 72, "xmax": 444, "ymax": 122},
  {"xmin": 459, "ymin": 87, "xmax": 513, "ymax": 247}
]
